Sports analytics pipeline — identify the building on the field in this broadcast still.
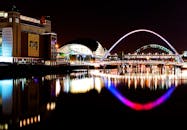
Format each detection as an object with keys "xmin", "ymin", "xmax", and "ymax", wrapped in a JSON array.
[
  {"xmin": 0, "ymin": 10, "xmax": 57, "ymax": 63},
  {"xmin": 57, "ymin": 38, "xmax": 107, "ymax": 63}
]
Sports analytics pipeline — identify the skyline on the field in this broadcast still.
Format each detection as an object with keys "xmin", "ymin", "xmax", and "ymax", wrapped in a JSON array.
[{"xmin": 1, "ymin": 0, "xmax": 187, "ymax": 53}]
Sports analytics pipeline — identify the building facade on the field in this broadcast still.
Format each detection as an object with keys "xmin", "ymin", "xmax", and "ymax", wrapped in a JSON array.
[{"xmin": 0, "ymin": 11, "xmax": 57, "ymax": 63}]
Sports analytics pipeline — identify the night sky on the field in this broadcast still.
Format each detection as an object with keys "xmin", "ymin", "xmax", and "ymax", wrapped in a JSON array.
[{"xmin": 1, "ymin": 0, "xmax": 187, "ymax": 53}]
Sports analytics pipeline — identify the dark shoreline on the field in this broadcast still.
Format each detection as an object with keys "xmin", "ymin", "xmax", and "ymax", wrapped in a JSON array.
[
  {"xmin": 0, "ymin": 63, "xmax": 122, "ymax": 79},
  {"xmin": 0, "ymin": 64, "xmax": 94, "ymax": 79}
]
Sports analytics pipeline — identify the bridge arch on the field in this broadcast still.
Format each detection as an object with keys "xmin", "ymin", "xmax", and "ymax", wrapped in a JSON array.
[
  {"xmin": 135, "ymin": 44, "xmax": 173, "ymax": 54},
  {"xmin": 101, "ymin": 29, "xmax": 184, "ymax": 63}
]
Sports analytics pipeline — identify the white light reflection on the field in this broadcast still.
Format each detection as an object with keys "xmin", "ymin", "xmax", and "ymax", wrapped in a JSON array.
[
  {"xmin": 70, "ymin": 78, "xmax": 94, "ymax": 93},
  {"xmin": 55, "ymin": 79, "xmax": 61, "ymax": 96},
  {"xmin": 62, "ymin": 72, "xmax": 104, "ymax": 93},
  {"xmin": 63, "ymin": 75, "xmax": 70, "ymax": 92},
  {"xmin": 134, "ymin": 77, "xmax": 137, "ymax": 88},
  {"xmin": 90, "ymin": 69, "xmax": 186, "ymax": 89},
  {"xmin": 181, "ymin": 70, "xmax": 187, "ymax": 84},
  {"xmin": 94, "ymin": 77, "xmax": 102, "ymax": 93}
]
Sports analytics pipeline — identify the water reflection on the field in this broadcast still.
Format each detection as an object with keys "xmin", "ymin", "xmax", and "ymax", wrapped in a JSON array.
[
  {"xmin": 0, "ymin": 76, "xmax": 56, "ymax": 129},
  {"xmin": 105, "ymin": 81, "xmax": 176, "ymax": 111},
  {"xmin": 62, "ymin": 72, "xmax": 104, "ymax": 93},
  {"xmin": 89, "ymin": 69, "xmax": 183, "ymax": 110},
  {"xmin": 90, "ymin": 69, "xmax": 182, "ymax": 89},
  {"xmin": 0, "ymin": 69, "xmax": 187, "ymax": 129}
]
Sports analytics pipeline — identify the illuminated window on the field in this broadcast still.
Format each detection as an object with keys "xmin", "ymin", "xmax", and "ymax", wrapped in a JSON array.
[
  {"xmin": 9, "ymin": 18, "xmax": 12, "ymax": 22},
  {"xmin": 15, "ymin": 18, "xmax": 19, "ymax": 23}
]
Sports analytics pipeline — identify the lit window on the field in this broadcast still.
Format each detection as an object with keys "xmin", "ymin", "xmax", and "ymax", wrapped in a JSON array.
[
  {"xmin": 9, "ymin": 18, "xmax": 12, "ymax": 22},
  {"xmin": 15, "ymin": 18, "xmax": 19, "ymax": 23}
]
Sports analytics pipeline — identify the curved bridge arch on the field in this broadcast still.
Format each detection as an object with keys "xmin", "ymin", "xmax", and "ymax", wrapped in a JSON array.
[
  {"xmin": 101, "ymin": 29, "xmax": 184, "ymax": 63},
  {"xmin": 135, "ymin": 44, "xmax": 173, "ymax": 54}
]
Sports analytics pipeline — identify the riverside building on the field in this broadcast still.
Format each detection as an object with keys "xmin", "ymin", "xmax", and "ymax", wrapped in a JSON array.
[{"xmin": 0, "ymin": 10, "xmax": 57, "ymax": 64}]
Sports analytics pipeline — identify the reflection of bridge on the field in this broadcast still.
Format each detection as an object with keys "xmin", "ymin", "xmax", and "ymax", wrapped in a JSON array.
[{"xmin": 89, "ymin": 29, "xmax": 186, "ymax": 111}]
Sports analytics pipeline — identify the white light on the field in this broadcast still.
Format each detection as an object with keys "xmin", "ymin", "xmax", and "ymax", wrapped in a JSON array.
[
  {"xmin": 47, "ymin": 103, "xmax": 50, "ymax": 110},
  {"xmin": 37, "ymin": 115, "xmax": 40, "ymax": 122},
  {"xmin": 0, "ymin": 11, "xmax": 8, "ymax": 18},
  {"xmin": 0, "ymin": 56, "xmax": 13, "ymax": 63},
  {"xmin": 94, "ymin": 77, "xmax": 102, "ymax": 93},
  {"xmin": 55, "ymin": 79, "xmax": 61, "ymax": 96},
  {"xmin": 20, "ymin": 15, "xmax": 40, "ymax": 24},
  {"xmin": 19, "ymin": 121, "xmax": 22, "ymax": 127},
  {"xmin": 70, "ymin": 78, "xmax": 94, "ymax": 93}
]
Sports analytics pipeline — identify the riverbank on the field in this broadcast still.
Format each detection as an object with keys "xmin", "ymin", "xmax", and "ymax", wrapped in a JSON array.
[{"xmin": 0, "ymin": 63, "xmax": 94, "ymax": 79}]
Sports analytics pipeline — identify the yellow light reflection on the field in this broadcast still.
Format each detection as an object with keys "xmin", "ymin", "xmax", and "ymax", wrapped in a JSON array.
[
  {"xmin": 30, "ymin": 117, "xmax": 33, "ymax": 124},
  {"xmin": 4, "ymin": 124, "xmax": 8, "ymax": 130},
  {"xmin": 47, "ymin": 103, "xmax": 50, "ymax": 110},
  {"xmin": 90, "ymin": 69, "xmax": 187, "ymax": 89},
  {"xmin": 27, "ymin": 118, "xmax": 30, "ymax": 125},
  {"xmin": 34, "ymin": 116, "xmax": 37, "ymax": 122},
  {"xmin": 23, "ymin": 119, "xmax": 26, "ymax": 126}
]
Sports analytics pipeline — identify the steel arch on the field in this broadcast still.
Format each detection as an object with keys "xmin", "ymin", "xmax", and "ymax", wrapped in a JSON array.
[
  {"xmin": 135, "ymin": 44, "xmax": 173, "ymax": 54},
  {"xmin": 101, "ymin": 29, "xmax": 184, "ymax": 63}
]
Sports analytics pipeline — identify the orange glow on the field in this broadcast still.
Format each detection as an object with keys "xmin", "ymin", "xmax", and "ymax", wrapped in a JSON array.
[
  {"xmin": 23, "ymin": 119, "xmax": 26, "ymax": 126},
  {"xmin": 55, "ymin": 44, "xmax": 59, "ymax": 49}
]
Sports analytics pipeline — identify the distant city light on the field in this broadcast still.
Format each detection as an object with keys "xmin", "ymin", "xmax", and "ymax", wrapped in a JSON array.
[{"xmin": 183, "ymin": 51, "xmax": 187, "ymax": 57}]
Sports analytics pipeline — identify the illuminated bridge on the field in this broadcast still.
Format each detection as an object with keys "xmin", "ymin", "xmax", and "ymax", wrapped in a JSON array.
[
  {"xmin": 101, "ymin": 43, "xmax": 183, "ymax": 66},
  {"xmin": 95, "ymin": 52, "xmax": 183, "ymax": 75},
  {"xmin": 84, "ymin": 29, "xmax": 186, "ymax": 75}
]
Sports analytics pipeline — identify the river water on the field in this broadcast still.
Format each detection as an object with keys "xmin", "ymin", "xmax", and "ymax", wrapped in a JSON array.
[{"xmin": 1, "ymin": 69, "xmax": 187, "ymax": 129}]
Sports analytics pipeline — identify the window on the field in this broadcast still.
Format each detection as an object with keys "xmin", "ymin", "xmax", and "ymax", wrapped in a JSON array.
[
  {"xmin": 9, "ymin": 18, "xmax": 12, "ymax": 22},
  {"xmin": 15, "ymin": 18, "xmax": 19, "ymax": 23}
]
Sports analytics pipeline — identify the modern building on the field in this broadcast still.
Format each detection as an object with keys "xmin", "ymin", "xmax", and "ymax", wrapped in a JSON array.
[
  {"xmin": 57, "ymin": 38, "xmax": 107, "ymax": 63},
  {"xmin": 0, "ymin": 10, "xmax": 57, "ymax": 63}
]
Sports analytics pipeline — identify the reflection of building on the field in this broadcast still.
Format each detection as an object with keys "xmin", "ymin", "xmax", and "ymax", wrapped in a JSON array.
[
  {"xmin": 0, "ymin": 10, "xmax": 57, "ymax": 62},
  {"xmin": 57, "ymin": 38, "xmax": 107, "ymax": 62},
  {"xmin": 0, "ymin": 77, "xmax": 56, "ymax": 129},
  {"xmin": 0, "ymin": 78, "xmax": 40, "ymax": 128}
]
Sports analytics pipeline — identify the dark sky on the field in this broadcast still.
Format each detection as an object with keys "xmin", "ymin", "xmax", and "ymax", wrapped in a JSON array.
[{"xmin": 1, "ymin": 0, "xmax": 187, "ymax": 53}]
